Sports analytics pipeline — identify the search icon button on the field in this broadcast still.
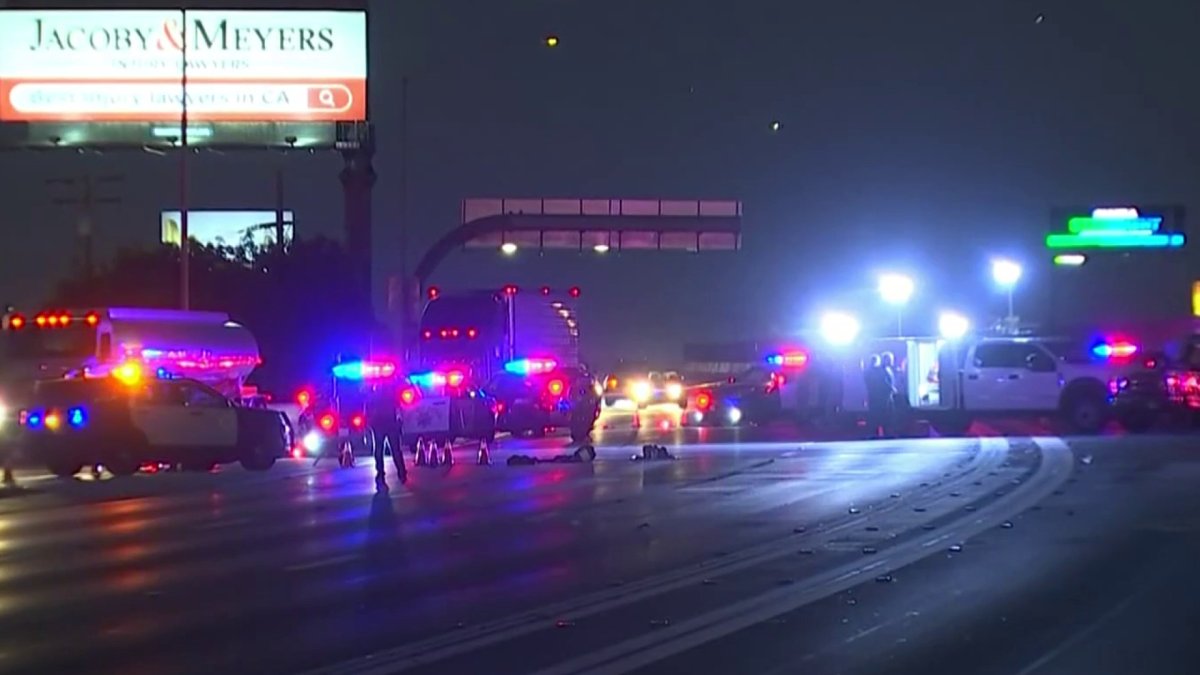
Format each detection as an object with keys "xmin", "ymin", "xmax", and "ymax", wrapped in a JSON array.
[{"xmin": 306, "ymin": 85, "xmax": 352, "ymax": 112}]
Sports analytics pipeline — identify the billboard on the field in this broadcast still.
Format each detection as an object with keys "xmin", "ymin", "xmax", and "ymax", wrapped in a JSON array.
[
  {"xmin": 0, "ymin": 9, "xmax": 366, "ymax": 123},
  {"xmin": 161, "ymin": 210, "xmax": 294, "ymax": 250}
]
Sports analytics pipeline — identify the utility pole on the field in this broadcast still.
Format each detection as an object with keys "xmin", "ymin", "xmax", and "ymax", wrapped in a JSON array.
[
  {"xmin": 46, "ymin": 174, "xmax": 123, "ymax": 279},
  {"xmin": 179, "ymin": 6, "xmax": 190, "ymax": 310}
]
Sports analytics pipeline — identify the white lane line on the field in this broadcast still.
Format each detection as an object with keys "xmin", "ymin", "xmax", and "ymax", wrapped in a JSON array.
[
  {"xmin": 284, "ymin": 553, "xmax": 359, "ymax": 573},
  {"xmin": 296, "ymin": 437, "xmax": 1004, "ymax": 675},
  {"xmin": 1013, "ymin": 591, "xmax": 1141, "ymax": 675},
  {"xmin": 530, "ymin": 436, "xmax": 1073, "ymax": 675}
]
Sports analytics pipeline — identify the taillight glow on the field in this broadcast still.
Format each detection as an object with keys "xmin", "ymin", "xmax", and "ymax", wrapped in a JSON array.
[
  {"xmin": 547, "ymin": 379, "xmax": 565, "ymax": 396},
  {"xmin": 296, "ymin": 389, "xmax": 313, "ymax": 408},
  {"xmin": 606, "ymin": 376, "xmax": 618, "ymax": 390},
  {"xmin": 467, "ymin": 328, "xmax": 478, "ymax": 339},
  {"xmin": 318, "ymin": 413, "xmax": 337, "ymax": 432},
  {"xmin": 59, "ymin": 314, "xmax": 71, "ymax": 326},
  {"xmin": 8, "ymin": 314, "xmax": 24, "ymax": 329},
  {"xmin": 46, "ymin": 315, "xmax": 59, "ymax": 327},
  {"xmin": 85, "ymin": 312, "xmax": 99, "ymax": 327},
  {"xmin": 696, "ymin": 391, "xmax": 713, "ymax": 410},
  {"xmin": 34, "ymin": 315, "xmax": 47, "ymax": 327}
]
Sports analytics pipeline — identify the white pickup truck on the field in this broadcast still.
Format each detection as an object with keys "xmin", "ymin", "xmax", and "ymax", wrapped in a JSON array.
[{"xmin": 806, "ymin": 336, "xmax": 1132, "ymax": 435}]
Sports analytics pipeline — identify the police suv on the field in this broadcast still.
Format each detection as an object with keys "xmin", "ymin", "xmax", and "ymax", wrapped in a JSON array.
[{"xmin": 20, "ymin": 370, "xmax": 291, "ymax": 477}]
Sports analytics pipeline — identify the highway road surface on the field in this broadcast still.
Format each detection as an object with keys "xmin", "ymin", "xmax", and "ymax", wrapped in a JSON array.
[{"xmin": 1, "ymin": 411, "xmax": 1199, "ymax": 675}]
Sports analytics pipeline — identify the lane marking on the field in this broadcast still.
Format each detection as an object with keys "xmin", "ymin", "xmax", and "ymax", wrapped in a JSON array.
[
  {"xmin": 529, "ymin": 437, "xmax": 1072, "ymax": 675},
  {"xmin": 284, "ymin": 553, "xmax": 359, "ymax": 573},
  {"xmin": 1012, "ymin": 590, "xmax": 1141, "ymax": 675},
  {"xmin": 295, "ymin": 437, "xmax": 1005, "ymax": 675}
]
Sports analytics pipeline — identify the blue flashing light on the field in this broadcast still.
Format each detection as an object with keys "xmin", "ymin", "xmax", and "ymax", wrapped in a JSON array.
[
  {"xmin": 766, "ymin": 354, "xmax": 784, "ymax": 367},
  {"xmin": 26, "ymin": 410, "xmax": 43, "ymax": 429},
  {"xmin": 67, "ymin": 407, "xmax": 87, "ymax": 429},
  {"xmin": 409, "ymin": 371, "xmax": 446, "ymax": 389},
  {"xmin": 1092, "ymin": 341, "xmax": 1138, "ymax": 360},
  {"xmin": 332, "ymin": 360, "xmax": 397, "ymax": 381},
  {"xmin": 504, "ymin": 358, "xmax": 557, "ymax": 376}
]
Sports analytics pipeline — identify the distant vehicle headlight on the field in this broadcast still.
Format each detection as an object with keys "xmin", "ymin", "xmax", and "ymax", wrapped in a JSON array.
[
  {"xmin": 727, "ymin": 406, "xmax": 743, "ymax": 425},
  {"xmin": 630, "ymin": 380, "xmax": 652, "ymax": 402},
  {"xmin": 665, "ymin": 382, "xmax": 683, "ymax": 400}
]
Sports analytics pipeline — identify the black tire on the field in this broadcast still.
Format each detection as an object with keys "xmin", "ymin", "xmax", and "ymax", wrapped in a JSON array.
[
  {"xmin": 1064, "ymin": 394, "xmax": 1107, "ymax": 434},
  {"xmin": 1119, "ymin": 410, "xmax": 1154, "ymax": 434},
  {"xmin": 47, "ymin": 462, "xmax": 82, "ymax": 478},
  {"xmin": 241, "ymin": 442, "xmax": 276, "ymax": 471}
]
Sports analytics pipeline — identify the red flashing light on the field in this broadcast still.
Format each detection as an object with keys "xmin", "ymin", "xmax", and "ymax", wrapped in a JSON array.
[
  {"xmin": 447, "ymin": 370, "xmax": 465, "ymax": 388},
  {"xmin": 399, "ymin": 386, "xmax": 419, "ymax": 406},
  {"xmin": 318, "ymin": 412, "xmax": 337, "ymax": 432},
  {"xmin": 467, "ymin": 328, "xmax": 478, "ymax": 339},
  {"xmin": 296, "ymin": 389, "xmax": 313, "ymax": 408},
  {"xmin": 696, "ymin": 391, "xmax": 713, "ymax": 411},
  {"xmin": 8, "ymin": 314, "xmax": 24, "ymax": 330},
  {"xmin": 540, "ymin": 286, "xmax": 551, "ymax": 296},
  {"xmin": 427, "ymin": 286, "xmax": 440, "ymax": 300},
  {"xmin": 350, "ymin": 414, "xmax": 366, "ymax": 430},
  {"xmin": 547, "ymin": 378, "xmax": 565, "ymax": 397},
  {"xmin": 568, "ymin": 286, "xmax": 581, "ymax": 298}
]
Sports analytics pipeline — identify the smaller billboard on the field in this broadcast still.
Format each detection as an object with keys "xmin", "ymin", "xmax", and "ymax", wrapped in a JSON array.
[{"xmin": 161, "ymin": 210, "xmax": 294, "ymax": 250}]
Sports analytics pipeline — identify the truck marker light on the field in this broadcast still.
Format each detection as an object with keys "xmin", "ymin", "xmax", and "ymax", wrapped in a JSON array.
[
  {"xmin": 85, "ymin": 312, "xmax": 99, "ymax": 326},
  {"xmin": 8, "ymin": 314, "xmax": 24, "ymax": 329}
]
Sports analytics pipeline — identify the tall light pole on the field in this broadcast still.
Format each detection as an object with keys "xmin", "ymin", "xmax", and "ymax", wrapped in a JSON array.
[
  {"xmin": 178, "ymin": 7, "xmax": 190, "ymax": 310},
  {"xmin": 991, "ymin": 258, "xmax": 1022, "ymax": 322},
  {"xmin": 878, "ymin": 273, "xmax": 914, "ymax": 336}
]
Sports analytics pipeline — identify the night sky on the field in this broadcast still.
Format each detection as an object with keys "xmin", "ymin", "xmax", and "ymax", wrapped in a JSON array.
[{"xmin": 1, "ymin": 0, "xmax": 1199, "ymax": 364}]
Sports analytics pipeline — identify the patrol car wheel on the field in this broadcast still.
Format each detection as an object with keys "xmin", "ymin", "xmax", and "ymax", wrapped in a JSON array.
[
  {"xmin": 47, "ymin": 462, "xmax": 82, "ymax": 478},
  {"xmin": 1064, "ymin": 395, "xmax": 1106, "ymax": 435}
]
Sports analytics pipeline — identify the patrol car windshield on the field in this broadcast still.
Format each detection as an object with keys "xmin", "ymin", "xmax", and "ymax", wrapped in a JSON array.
[{"xmin": 3, "ymin": 325, "xmax": 95, "ymax": 360}]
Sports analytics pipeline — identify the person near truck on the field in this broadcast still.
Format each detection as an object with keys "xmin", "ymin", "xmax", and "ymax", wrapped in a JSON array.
[
  {"xmin": 879, "ymin": 351, "xmax": 899, "ymax": 437},
  {"xmin": 863, "ymin": 354, "xmax": 886, "ymax": 438}
]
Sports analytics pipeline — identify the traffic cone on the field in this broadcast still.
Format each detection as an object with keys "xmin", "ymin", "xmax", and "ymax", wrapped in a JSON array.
[
  {"xmin": 441, "ymin": 440, "xmax": 454, "ymax": 466},
  {"xmin": 428, "ymin": 441, "xmax": 441, "ymax": 468},
  {"xmin": 415, "ymin": 440, "xmax": 428, "ymax": 466},
  {"xmin": 477, "ymin": 439, "xmax": 491, "ymax": 465}
]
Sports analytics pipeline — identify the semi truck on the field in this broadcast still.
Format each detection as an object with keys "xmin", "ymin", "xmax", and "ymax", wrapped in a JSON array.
[{"xmin": 1, "ymin": 307, "xmax": 261, "ymax": 404}]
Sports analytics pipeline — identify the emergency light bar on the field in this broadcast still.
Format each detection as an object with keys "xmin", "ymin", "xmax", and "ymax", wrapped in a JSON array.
[
  {"xmin": 1092, "ymin": 341, "xmax": 1138, "ymax": 359},
  {"xmin": 766, "ymin": 351, "xmax": 809, "ymax": 368},
  {"xmin": 504, "ymin": 358, "xmax": 557, "ymax": 376},
  {"xmin": 332, "ymin": 360, "xmax": 398, "ymax": 381}
]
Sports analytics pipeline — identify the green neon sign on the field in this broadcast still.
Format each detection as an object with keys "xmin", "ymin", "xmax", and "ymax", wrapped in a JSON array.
[{"xmin": 1046, "ymin": 207, "xmax": 1184, "ymax": 250}]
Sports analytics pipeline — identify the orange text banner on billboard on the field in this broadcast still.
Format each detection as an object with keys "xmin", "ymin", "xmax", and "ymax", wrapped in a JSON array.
[{"xmin": 0, "ymin": 9, "xmax": 366, "ymax": 123}]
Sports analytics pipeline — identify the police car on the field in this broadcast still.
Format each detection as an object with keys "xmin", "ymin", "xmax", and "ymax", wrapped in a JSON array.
[
  {"xmin": 397, "ymin": 365, "xmax": 496, "ymax": 456},
  {"xmin": 20, "ymin": 366, "xmax": 291, "ymax": 477}
]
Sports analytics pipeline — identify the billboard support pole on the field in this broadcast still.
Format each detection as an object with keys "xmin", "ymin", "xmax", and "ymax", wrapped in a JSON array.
[{"xmin": 179, "ymin": 7, "xmax": 190, "ymax": 310}]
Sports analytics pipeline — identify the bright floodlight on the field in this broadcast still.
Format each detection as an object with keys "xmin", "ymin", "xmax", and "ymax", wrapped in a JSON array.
[
  {"xmin": 820, "ymin": 311, "xmax": 860, "ymax": 346},
  {"xmin": 938, "ymin": 311, "xmax": 970, "ymax": 340},
  {"xmin": 878, "ymin": 273, "xmax": 914, "ymax": 305},
  {"xmin": 500, "ymin": 242, "xmax": 518, "ymax": 255},
  {"xmin": 593, "ymin": 243, "xmax": 610, "ymax": 253},
  {"xmin": 991, "ymin": 259, "xmax": 1022, "ymax": 288}
]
